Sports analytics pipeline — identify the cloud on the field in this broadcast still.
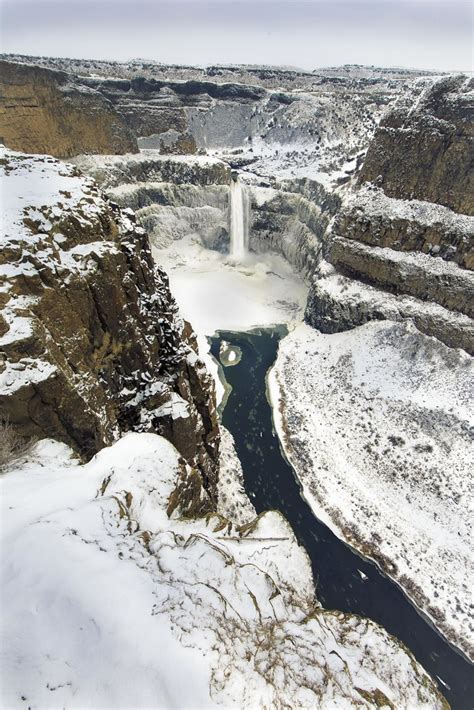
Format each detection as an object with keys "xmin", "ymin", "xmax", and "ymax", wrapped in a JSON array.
[{"xmin": 1, "ymin": 0, "xmax": 472, "ymax": 71}]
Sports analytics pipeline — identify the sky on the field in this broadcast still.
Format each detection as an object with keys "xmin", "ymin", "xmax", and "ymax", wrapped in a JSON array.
[{"xmin": 0, "ymin": 0, "xmax": 472, "ymax": 72}]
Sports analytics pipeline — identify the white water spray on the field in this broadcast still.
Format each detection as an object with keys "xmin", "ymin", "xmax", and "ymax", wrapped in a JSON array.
[{"xmin": 229, "ymin": 178, "xmax": 249, "ymax": 261}]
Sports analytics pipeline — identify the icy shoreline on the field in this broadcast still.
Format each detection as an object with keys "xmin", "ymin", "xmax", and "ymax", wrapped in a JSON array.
[{"xmin": 269, "ymin": 321, "xmax": 474, "ymax": 661}]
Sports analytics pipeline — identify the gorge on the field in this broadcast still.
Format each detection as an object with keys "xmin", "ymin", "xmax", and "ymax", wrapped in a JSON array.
[{"xmin": 0, "ymin": 55, "xmax": 473, "ymax": 710}]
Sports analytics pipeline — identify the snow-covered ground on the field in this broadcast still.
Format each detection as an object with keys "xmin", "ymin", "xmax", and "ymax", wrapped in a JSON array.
[
  {"xmin": 1, "ymin": 433, "xmax": 447, "ymax": 709},
  {"xmin": 269, "ymin": 320, "xmax": 474, "ymax": 660},
  {"xmin": 153, "ymin": 234, "xmax": 308, "ymax": 334}
]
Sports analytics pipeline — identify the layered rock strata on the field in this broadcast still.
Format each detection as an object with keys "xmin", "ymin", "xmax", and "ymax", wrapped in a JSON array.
[
  {"xmin": 73, "ymin": 152, "xmax": 230, "ymax": 190},
  {"xmin": 0, "ymin": 148, "xmax": 219, "ymax": 493},
  {"xmin": 249, "ymin": 179, "xmax": 340, "ymax": 277},
  {"xmin": 2, "ymin": 53, "xmax": 432, "ymax": 182},
  {"xmin": 0, "ymin": 60, "xmax": 138, "ymax": 157},
  {"xmin": 306, "ymin": 75, "xmax": 474, "ymax": 354},
  {"xmin": 72, "ymin": 152, "xmax": 233, "ymax": 252},
  {"xmin": 359, "ymin": 75, "xmax": 474, "ymax": 215}
]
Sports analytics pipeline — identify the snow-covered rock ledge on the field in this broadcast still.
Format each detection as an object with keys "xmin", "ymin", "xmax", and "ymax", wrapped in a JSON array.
[
  {"xmin": 1, "ymin": 433, "xmax": 447, "ymax": 708},
  {"xmin": 269, "ymin": 321, "xmax": 473, "ymax": 662},
  {"xmin": 0, "ymin": 147, "xmax": 220, "ymax": 489}
]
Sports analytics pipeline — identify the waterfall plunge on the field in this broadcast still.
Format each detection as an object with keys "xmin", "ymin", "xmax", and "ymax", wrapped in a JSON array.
[{"xmin": 229, "ymin": 178, "xmax": 249, "ymax": 262}]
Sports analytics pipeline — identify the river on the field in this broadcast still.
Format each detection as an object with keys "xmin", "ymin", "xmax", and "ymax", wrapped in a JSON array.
[{"xmin": 210, "ymin": 326, "xmax": 473, "ymax": 710}]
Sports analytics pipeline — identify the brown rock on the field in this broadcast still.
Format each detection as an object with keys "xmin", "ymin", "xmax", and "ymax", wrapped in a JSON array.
[
  {"xmin": 0, "ymin": 60, "xmax": 138, "ymax": 157},
  {"xmin": 0, "ymin": 150, "xmax": 219, "ymax": 496},
  {"xmin": 359, "ymin": 75, "xmax": 474, "ymax": 215}
]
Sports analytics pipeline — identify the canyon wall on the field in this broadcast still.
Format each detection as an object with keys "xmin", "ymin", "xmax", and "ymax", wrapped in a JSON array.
[
  {"xmin": 249, "ymin": 179, "xmax": 340, "ymax": 277},
  {"xmin": 306, "ymin": 75, "xmax": 474, "ymax": 354},
  {"xmin": 73, "ymin": 152, "xmax": 233, "ymax": 252},
  {"xmin": 0, "ymin": 60, "xmax": 138, "ymax": 157},
  {"xmin": 0, "ymin": 148, "xmax": 219, "ymax": 494},
  {"xmin": 2, "ymin": 54, "xmax": 427, "ymax": 182},
  {"xmin": 359, "ymin": 75, "xmax": 473, "ymax": 215}
]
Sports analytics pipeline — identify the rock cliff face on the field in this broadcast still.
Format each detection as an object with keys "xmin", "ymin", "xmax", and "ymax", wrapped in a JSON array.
[
  {"xmin": 0, "ymin": 148, "xmax": 219, "ymax": 494},
  {"xmin": 359, "ymin": 75, "xmax": 474, "ymax": 215},
  {"xmin": 305, "ymin": 75, "xmax": 474, "ymax": 354},
  {"xmin": 249, "ymin": 179, "xmax": 340, "ymax": 277},
  {"xmin": 72, "ymin": 152, "xmax": 233, "ymax": 252},
  {"xmin": 0, "ymin": 60, "xmax": 138, "ymax": 157},
  {"xmin": 3, "ymin": 53, "xmax": 430, "ymax": 181},
  {"xmin": 15, "ymin": 58, "xmax": 468, "ymax": 361}
]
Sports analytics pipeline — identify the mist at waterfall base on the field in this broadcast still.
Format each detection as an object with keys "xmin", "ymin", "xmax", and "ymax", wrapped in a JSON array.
[
  {"xmin": 152, "ymin": 180, "xmax": 307, "ymax": 334},
  {"xmin": 211, "ymin": 328, "xmax": 474, "ymax": 710}
]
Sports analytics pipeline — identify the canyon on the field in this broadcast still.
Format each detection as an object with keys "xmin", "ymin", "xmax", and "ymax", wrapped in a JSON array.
[{"xmin": 0, "ymin": 55, "xmax": 473, "ymax": 709}]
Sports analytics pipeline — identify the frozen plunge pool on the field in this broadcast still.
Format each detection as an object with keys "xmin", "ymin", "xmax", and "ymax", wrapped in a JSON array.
[{"xmin": 210, "ymin": 327, "xmax": 474, "ymax": 710}]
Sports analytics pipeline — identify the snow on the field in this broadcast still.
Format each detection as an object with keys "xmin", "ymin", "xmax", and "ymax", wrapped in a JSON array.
[
  {"xmin": 148, "ymin": 390, "xmax": 190, "ymax": 420},
  {"xmin": 153, "ymin": 234, "xmax": 308, "ymax": 335},
  {"xmin": 0, "ymin": 150, "xmax": 89, "ymax": 243},
  {"xmin": 269, "ymin": 320, "xmax": 474, "ymax": 661},
  {"xmin": 0, "ymin": 148, "xmax": 113, "ymax": 266},
  {"xmin": 217, "ymin": 426, "xmax": 256, "ymax": 524},
  {"xmin": 72, "ymin": 151, "xmax": 229, "ymax": 190},
  {"xmin": 343, "ymin": 185, "xmax": 474, "ymax": 237},
  {"xmin": 309, "ymin": 260, "xmax": 474, "ymax": 354},
  {"xmin": 0, "ymin": 148, "xmax": 120, "ymax": 304},
  {"xmin": 1, "ymin": 433, "xmax": 447, "ymax": 709},
  {"xmin": 0, "ymin": 358, "xmax": 57, "ymax": 395}
]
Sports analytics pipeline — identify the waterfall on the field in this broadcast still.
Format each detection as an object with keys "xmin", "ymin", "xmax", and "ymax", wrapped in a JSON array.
[{"xmin": 229, "ymin": 178, "xmax": 249, "ymax": 261}]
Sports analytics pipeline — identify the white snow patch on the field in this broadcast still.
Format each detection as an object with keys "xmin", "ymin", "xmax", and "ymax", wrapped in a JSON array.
[
  {"xmin": 1, "ymin": 433, "xmax": 447, "ymax": 709},
  {"xmin": 153, "ymin": 234, "xmax": 308, "ymax": 336},
  {"xmin": 270, "ymin": 320, "xmax": 474, "ymax": 660}
]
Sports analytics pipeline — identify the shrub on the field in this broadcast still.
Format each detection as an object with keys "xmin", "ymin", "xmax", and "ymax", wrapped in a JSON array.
[{"xmin": 0, "ymin": 420, "xmax": 34, "ymax": 472}]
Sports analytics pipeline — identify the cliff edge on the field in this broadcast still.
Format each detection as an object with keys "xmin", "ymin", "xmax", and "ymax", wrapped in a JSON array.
[
  {"xmin": 0, "ymin": 60, "xmax": 138, "ymax": 158},
  {"xmin": 0, "ymin": 147, "xmax": 219, "ymax": 494}
]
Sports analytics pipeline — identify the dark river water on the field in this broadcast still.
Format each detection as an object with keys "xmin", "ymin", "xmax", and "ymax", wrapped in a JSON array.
[{"xmin": 210, "ymin": 327, "xmax": 473, "ymax": 710}]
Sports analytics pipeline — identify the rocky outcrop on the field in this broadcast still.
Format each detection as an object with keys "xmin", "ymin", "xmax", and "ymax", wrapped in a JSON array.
[
  {"xmin": 72, "ymin": 153, "xmax": 233, "ymax": 252},
  {"xmin": 249, "ymin": 179, "xmax": 340, "ymax": 277},
  {"xmin": 359, "ymin": 75, "xmax": 474, "ymax": 215},
  {"xmin": 0, "ymin": 60, "xmax": 138, "ymax": 157},
  {"xmin": 109, "ymin": 183, "xmax": 230, "ymax": 251},
  {"xmin": 328, "ymin": 236, "xmax": 474, "ymax": 318},
  {"xmin": 0, "ymin": 148, "xmax": 219, "ymax": 494},
  {"xmin": 72, "ymin": 152, "xmax": 230, "ymax": 189},
  {"xmin": 305, "ymin": 75, "xmax": 474, "ymax": 353},
  {"xmin": 306, "ymin": 262, "xmax": 474, "ymax": 354},
  {"xmin": 71, "ymin": 74, "xmax": 270, "ymax": 153},
  {"xmin": 334, "ymin": 186, "xmax": 474, "ymax": 269},
  {"xmin": 6, "ymin": 53, "xmax": 420, "ymax": 176}
]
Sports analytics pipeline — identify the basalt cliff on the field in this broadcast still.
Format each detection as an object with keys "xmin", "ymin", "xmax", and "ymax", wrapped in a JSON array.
[
  {"xmin": 0, "ymin": 55, "xmax": 471, "ymax": 709},
  {"xmin": 304, "ymin": 75, "xmax": 474, "ymax": 355},
  {"xmin": 0, "ymin": 148, "xmax": 219, "ymax": 496},
  {"xmin": 0, "ymin": 60, "xmax": 137, "ymax": 157}
]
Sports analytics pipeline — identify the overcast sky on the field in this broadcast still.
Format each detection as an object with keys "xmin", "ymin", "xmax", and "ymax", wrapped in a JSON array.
[{"xmin": 0, "ymin": 0, "xmax": 472, "ymax": 72}]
